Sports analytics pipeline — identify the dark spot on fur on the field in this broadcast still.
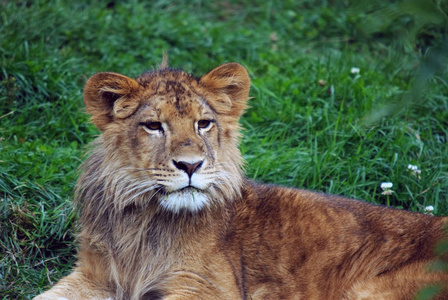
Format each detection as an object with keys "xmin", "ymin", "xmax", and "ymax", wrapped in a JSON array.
[
  {"xmin": 142, "ymin": 289, "xmax": 163, "ymax": 300},
  {"xmin": 183, "ymin": 138, "xmax": 192, "ymax": 146},
  {"xmin": 289, "ymin": 253, "xmax": 308, "ymax": 275},
  {"xmin": 224, "ymin": 129, "xmax": 231, "ymax": 140}
]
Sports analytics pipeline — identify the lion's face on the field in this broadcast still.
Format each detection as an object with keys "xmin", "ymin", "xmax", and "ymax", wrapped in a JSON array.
[{"xmin": 82, "ymin": 63, "xmax": 250, "ymax": 213}]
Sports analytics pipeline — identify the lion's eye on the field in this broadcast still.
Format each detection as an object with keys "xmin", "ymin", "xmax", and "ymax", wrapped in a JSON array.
[
  {"xmin": 198, "ymin": 120, "xmax": 212, "ymax": 129},
  {"xmin": 141, "ymin": 122, "xmax": 162, "ymax": 131}
]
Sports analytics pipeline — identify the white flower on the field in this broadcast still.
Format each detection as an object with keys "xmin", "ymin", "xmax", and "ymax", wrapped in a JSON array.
[
  {"xmin": 407, "ymin": 164, "xmax": 421, "ymax": 175},
  {"xmin": 381, "ymin": 182, "xmax": 393, "ymax": 189},
  {"xmin": 408, "ymin": 164, "xmax": 418, "ymax": 171},
  {"xmin": 350, "ymin": 67, "xmax": 360, "ymax": 74},
  {"xmin": 381, "ymin": 182, "xmax": 394, "ymax": 196},
  {"xmin": 424, "ymin": 205, "xmax": 434, "ymax": 212}
]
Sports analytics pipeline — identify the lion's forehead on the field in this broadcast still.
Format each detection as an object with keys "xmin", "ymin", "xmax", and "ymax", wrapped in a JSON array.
[
  {"xmin": 156, "ymin": 94, "xmax": 202, "ymax": 117},
  {"xmin": 138, "ymin": 88, "xmax": 213, "ymax": 122},
  {"xmin": 136, "ymin": 71, "xmax": 218, "ymax": 119},
  {"xmin": 139, "ymin": 71, "xmax": 200, "ymax": 97},
  {"xmin": 137, "ymin": 96, "xmax": 209, "ymax": 122}
]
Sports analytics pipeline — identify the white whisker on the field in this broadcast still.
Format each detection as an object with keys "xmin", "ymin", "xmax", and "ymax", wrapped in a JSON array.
[
  {"xmin": 147, "ymin": 187, "xmax": 165, "ymax": 202},
  {"xmin": 125, "ymin": 184, "xmax": 160, "ymax": 205}
]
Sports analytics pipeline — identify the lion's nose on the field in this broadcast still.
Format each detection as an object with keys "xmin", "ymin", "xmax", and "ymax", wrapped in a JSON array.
[{"xmin": 172, "ymin": 160, "xmax": 203, "ymax": 178}]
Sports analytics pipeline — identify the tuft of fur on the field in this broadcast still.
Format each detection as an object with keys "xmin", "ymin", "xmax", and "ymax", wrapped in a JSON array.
[{"xmin": 34, "ymin": 62, "xmax": 448, "ymax": 300}]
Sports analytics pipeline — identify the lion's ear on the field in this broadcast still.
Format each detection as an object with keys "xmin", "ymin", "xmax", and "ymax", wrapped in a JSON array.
[
  {"xmin": 199, "ymin": 63, "xmax": 250, "ymax": 118},
  {"xmin": 83, "ymin": 72, "xmax": 141, "ymax": 131}
]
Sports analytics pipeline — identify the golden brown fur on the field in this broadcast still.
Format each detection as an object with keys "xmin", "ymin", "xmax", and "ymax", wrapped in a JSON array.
[{"xmin": 34, "ymin": 62, "xmax": 447, "ymax": 300}]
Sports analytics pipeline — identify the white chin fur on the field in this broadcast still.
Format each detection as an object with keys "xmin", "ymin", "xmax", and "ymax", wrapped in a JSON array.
[{"xmin": 159, "ymin": 189, "xmax": 208, "ymax": 213}]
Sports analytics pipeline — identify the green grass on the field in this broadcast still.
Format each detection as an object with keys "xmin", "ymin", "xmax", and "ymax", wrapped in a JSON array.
[{"xmin": 1, "ymin": 0, "xmax": 447, "ymax": 298}]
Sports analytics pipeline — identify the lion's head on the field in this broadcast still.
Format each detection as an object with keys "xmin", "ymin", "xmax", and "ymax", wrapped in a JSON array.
[{"xmin": 79, "ymin": 63, "xmax": 250, "ymax": 214}]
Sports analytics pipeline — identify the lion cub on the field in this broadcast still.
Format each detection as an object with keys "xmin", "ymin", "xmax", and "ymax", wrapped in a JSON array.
[{"xmin": 35, "ymin": 62, "xmax": 447, "ymax": 300}]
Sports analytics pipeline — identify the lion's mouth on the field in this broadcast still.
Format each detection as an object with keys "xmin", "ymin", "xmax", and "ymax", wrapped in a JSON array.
[
  {"xmin": 159, "ymin": 186, "xmax": 209, "ymax": 213},
  {"xmin": 177, "ymin": 186, "xmax": 203, "ymax": 193}
]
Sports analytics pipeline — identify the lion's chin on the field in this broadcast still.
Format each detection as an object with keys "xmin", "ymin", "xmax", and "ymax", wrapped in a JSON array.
[{"xmin": 159, "ymin": 188, "xmax": 208, "ymax": 213}]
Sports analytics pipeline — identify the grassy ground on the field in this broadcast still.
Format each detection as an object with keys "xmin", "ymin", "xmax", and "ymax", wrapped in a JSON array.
[{"xmin": 1, "ymin": 0, "xmax": 447, "ymax": 298}]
